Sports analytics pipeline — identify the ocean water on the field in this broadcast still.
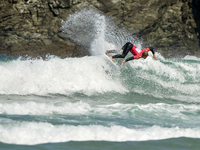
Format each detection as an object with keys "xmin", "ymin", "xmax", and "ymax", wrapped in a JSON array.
[{"xmin": 1, "ymin": 8, "xmax": 200, "ymax": 150}]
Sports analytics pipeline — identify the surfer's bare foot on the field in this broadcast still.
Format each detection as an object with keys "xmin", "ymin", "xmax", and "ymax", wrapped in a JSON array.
[
  {"xmin": 105, "ymin": 50, "xmax": 108, "ymax": 54},
  {"xmin": 109, "ymin": 56, "xmax": 113, "ymax": 61}
]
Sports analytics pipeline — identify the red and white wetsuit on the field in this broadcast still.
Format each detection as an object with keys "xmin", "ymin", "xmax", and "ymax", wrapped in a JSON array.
[{"xmin": 130, "ymin": 45, "xmax": 151, "ymax": 59}]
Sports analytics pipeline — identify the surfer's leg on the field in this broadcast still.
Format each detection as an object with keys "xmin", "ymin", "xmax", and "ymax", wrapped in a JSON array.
[
  {"xmin": 122, "ymin": 42, "xmax": 133, "ymax": 56},
  {"xmin": 112, "ymin": 42, "xmax": 133, "ymax": 58},
  {"xmin": 106, "ymin": 50, "xmax": 118, "ymax": 54}
]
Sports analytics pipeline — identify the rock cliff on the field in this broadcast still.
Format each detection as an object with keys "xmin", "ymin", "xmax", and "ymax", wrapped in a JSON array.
[{"xmin": 0, "ymin": 0, "xmax": 200, "ymax": 58}]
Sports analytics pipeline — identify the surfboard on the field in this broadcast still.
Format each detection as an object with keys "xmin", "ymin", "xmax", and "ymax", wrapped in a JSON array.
[{"xmin": 104, "ymin": 55, "xmax": 119, "ymax": 70}]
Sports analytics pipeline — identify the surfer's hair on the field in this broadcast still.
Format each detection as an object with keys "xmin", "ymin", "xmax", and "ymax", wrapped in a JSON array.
[{"xmin": 142, "ymin": 51, "xmax": 148, "ymax": 57}]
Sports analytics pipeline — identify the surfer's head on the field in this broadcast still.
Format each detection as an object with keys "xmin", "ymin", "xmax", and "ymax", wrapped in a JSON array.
[{"xmin": 142, "ymin": 51, "xmax": 149, "ymax": 59}]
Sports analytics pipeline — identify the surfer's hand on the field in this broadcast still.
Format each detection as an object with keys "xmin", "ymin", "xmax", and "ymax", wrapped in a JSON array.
[
  {"xmin": 153, "ymin": 54, "xmax": 157, "ymax": 60},
  {"xmin": 122, "ymin": 60, "xmax": 126, "ymax": 65}
]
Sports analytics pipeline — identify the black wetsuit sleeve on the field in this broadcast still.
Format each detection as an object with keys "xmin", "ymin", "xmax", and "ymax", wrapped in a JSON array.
[
  {"xmin": 125, "ymin": 56, "xmax": 134, "ymax": 62},
  {"xmin": 149, "ymin": 47, "xmax": 155, "ymax": 54}
]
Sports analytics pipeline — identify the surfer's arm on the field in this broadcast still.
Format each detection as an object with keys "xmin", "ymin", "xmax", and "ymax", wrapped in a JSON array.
[
  {"xmin": 149, "ymin": 47, "xmax": 157, "ymax": 60},
  {"xmin": 122, "ymin": 56, "xmax": 134, "ymax": 65},
  {"xmin": 153, "ymin": 54, "xmax": 157, "ymax": 60}
]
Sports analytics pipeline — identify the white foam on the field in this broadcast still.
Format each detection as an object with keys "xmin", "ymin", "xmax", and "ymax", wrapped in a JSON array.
[
  {"xmin": 184, "ymin": 55, "xmax": 200, "ymax": 61},
  {"xmin": 0, "ymin": 121, "xmax": 200, "ymax": 145},
  {"xmin": 0, "ymin": 56, "xmax": 127, "ymax": 95},
  {"xmin": 0, "ymin": 101, "xmax": 91, "ymax": 115}
]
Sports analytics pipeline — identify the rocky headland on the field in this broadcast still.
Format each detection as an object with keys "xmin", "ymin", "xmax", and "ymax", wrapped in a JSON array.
[{"xmin": 0, "ymin": 0, "xmax": 200, "ymax": 58}]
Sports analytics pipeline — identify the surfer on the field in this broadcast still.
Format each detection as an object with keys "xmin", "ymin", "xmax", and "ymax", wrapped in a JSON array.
[{"xmin": 106, "ymin": 42, "xmax": 157, "ymax": 65}]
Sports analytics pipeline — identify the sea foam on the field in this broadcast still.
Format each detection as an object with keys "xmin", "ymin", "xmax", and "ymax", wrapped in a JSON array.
[
  {"xmin": 0, "ymin": 121, "xmax": 200, "ymax": 145},
  {"xmin": 0, "ymin": 56, "xmax": 127, "ymax": 95}
]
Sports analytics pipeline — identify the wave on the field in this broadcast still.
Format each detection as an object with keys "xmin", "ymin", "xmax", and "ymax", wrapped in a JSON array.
[
  {"xmin": 120, "ymin": 53, "xmax": 200, "ymax": 103},
  {"xmin": 0, "ymin": 120, "xmax": 200, "ymax": 145},
  {"xmin": 0, "ymin": 101, "xmax": 199, "ymax": 131},
  {"xmin": 0, "ymin": 56, "xmax": 126, "ymax": 96},
  {"xmin": 0, "ymin": 54, "xmax": 200, "ymax": 103}
]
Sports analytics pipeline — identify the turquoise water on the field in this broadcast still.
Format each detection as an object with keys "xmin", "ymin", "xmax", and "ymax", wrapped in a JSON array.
[{"xmin": 0, "ymin": 54, "xmax": 200, "ymax": 150}]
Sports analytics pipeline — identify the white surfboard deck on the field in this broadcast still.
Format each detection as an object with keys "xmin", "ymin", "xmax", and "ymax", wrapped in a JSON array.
[{"xmin": 104, "ymin": 55, "xmax": 119, "ymax": 70}]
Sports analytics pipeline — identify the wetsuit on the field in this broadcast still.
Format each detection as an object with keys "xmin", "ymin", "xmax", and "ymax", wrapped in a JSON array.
[{"xmin": 109, "ymin": 42, "xmax": 155, "ymax": 62}]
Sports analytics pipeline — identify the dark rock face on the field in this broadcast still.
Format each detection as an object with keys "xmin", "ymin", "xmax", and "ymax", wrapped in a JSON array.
[
  {"xmin": 0, "ymin": 0, "xmax": 90, "ymax": 58},
  {"xmin": 0, "ymin": 0, "xmax": 200, "ymax": 58},
  {"xmin": 135, "ymin": 0, "xmax": 200, "ymax": 57}
]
